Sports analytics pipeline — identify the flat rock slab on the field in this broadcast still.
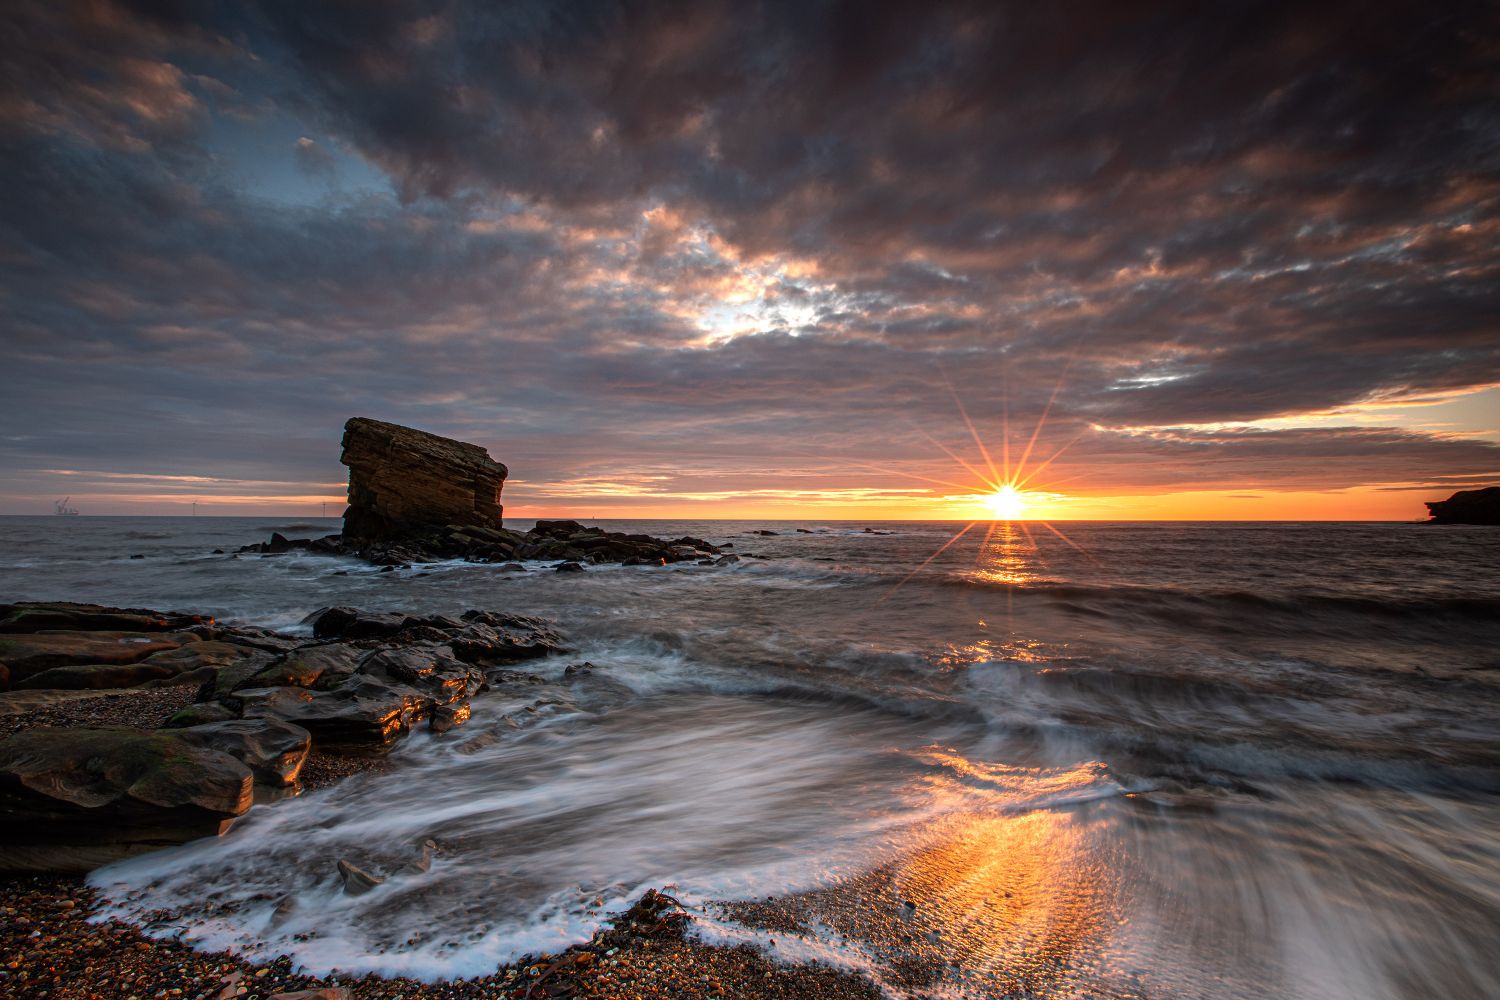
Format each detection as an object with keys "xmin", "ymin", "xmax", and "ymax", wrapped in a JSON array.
[
  {"xmin": 16, "ymin": 661, "xmax": 189, "ymax": 691},
  {"xmin": 0, "ymin": 727, "xmax": 253, "ymax": 873},
  {"xmin": 0, "ymin": 631, "xmax": 200, "ymax": 686},
  {"xmin": 13, "ymin": 639, "xmax": 269, "ymax": 692},
  {"xmin": 0, "ymin": 602, "xmax": 210, "ymax": 634}
]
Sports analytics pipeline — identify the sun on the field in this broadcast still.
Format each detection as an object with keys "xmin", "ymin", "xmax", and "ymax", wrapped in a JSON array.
[{"xmin": 983, "ymin": 484, "xmax": 1029, "ymax": 520}]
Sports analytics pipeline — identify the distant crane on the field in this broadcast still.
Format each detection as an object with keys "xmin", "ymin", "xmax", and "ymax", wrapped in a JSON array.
[{"xmin": 54, "ymin": 497, "xmax": 79, "ymax": 516}]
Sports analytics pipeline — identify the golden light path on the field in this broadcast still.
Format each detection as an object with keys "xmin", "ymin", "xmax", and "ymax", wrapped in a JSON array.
[{"xmin": 844, "ymin": 378, "xmax": 1132, "ymax": 994}]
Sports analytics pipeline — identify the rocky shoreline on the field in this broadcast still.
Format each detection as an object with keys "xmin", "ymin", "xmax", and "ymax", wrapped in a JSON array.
[
  {"xmin": 0, "ymin": 601, "xmax": 879, "ymax": 998},
  {"xmin": 0, "ymin": 600, "xmax": 575, "ymax": 871},
  {"xmin": 236, "ymin": 517, "xmax": 737, "ymax": 570},
  {"xmin": 0, "ymin": 419, "xmax": 869, "ymax": 996}
]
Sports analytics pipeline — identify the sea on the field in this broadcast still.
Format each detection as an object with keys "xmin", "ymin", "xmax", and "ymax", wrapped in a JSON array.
[{"xmin": 2, "ymin": 515, "xmax": 1498, "ymax": 999}]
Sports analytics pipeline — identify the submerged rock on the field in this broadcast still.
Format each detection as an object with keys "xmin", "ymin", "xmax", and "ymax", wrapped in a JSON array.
[
  {"xmin": 340, "ymin": 416, "xmax": 508, "ymax": 543},
  {"xmin": 337, "ymin": 857, "xmax": 385, "ymax": 895},
  {"xmin": 404, "ymin": 838, "xmax": 438, "ymax": 874},
  {"xmin": 429, "ymin": 700, "xmax": 471, "ymax": 734},
  {"xmin": 1426, "ymin": 485, "xmax": 1500, "ymax": 525},
  {"xmin": 336, "ymin": 838, "xmax": 437, "ymax": 896}
]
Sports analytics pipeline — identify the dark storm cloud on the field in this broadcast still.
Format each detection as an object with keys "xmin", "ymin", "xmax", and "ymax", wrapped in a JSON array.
[{"xmin": 1, "ymin": 0, "xmax": 1498, "ymax": 510}]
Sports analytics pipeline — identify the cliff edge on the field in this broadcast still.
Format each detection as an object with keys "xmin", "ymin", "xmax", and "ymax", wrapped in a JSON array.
[{"xmin": 1425, "ymin": 486, "xmax": 1500, "ymax": 525}]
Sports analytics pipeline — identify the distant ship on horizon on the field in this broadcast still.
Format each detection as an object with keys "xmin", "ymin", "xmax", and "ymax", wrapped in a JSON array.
[{"xmin": 54, "ymin": 497, "xmax": 80, "ymax": 516}]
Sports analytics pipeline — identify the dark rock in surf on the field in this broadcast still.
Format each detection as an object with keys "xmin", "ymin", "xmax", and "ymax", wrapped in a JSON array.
[
  {"xmin": 359, "ymin": 645, "xmax": 484, "ymax": 704},
  {"xmin": 450, "ymin": 613, "xmax": 566, "ymax": 662},
  {"xmin": 230, "ymin": 418, "xmax": 730, "ymax": 566},
  {"xmin": 236, "ymin": 677, "xmax": 438, "ymax": 750},
  {"xmin": 303, "ymin": 606, "xmax": 405, "ymax": 640},
  {"xmin": 171, "ymin": 719, "xmax": 312, "ymax": 788},
  {"xmin": 1425, "ymin": 486, "xmax": 1500, "ymax": 525}
]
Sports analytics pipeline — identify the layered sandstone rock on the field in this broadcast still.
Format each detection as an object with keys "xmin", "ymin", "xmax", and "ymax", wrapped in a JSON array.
[
  {"xmin": 340, "ymin": 417, "xmax": 507, "ymax": 543},
  {"xmin": 235, "ymin": 418, "xmax": 728, "ymax": 566},
  {"xmin": 0, "ymin": 601, "xmax": 577, "ymax": 871},
  {"xmin": 0, "ymin": 727, "xmax": 255, "ymax": 872},
  {"xmin": 1425, "ymin": 486, "xmax": 1500, "ymax": 525}
]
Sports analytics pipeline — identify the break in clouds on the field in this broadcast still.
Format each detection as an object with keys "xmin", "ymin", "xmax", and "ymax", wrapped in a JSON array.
[{"xmin": 2, "ymin": 0, "xmax": 1498, "ymax": 511}]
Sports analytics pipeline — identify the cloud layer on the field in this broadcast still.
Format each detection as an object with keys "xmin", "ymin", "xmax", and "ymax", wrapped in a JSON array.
[{"xmin": 2, "ymin": 1, "xmax": 1497, "ymax": 515}]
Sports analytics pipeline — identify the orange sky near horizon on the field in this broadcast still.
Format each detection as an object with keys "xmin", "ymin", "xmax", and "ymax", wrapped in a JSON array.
[{"xmin": 8, "ymin": 481, "xmax": 1471, "ymax": 522}]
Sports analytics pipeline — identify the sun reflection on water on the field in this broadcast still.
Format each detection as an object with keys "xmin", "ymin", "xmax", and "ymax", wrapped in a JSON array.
[
  {"xmin": 973, "ymin": 519, "xmax": 1041, "ymax": 587},
  {"xmin": 725, "ymin": 756, "xmax": 1135, "ymax": 996},
  {"xmin": 893, "ymin": 807, "xmax": 1123, "ymax": 994},
  {"xmin": 888, "ymin": 754, "xmax": 1134, "ymax": 995}
]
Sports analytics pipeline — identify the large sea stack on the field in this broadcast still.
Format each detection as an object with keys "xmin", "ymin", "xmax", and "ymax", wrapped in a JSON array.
[
  {"xmin": 341, "ymin": 417, "xmax": 507, "ymax": 543},
  {"xmin": 1424, "ymin": 486, "xmax": 1500, "ymax": 525},
  {"xmin": 240, "ymin": 417, "xmax": 723, "ymax": 565}
]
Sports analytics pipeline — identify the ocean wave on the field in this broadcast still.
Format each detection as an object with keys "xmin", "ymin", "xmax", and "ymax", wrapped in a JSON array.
[{"xmin": 930, "ymin": 576, "xmax": 1500, "ymax": 624}]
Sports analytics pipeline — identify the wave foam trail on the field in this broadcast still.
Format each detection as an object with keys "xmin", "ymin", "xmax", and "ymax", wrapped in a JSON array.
[{"xmin": 90, "ymin": 693, "xmax": 941, "ymax": 979}]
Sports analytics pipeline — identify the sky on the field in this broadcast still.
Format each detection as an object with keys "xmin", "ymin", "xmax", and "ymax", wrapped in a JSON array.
[{"xmin": 2, "ymin": 1, "xmax": 1498, "ymax": 521}]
